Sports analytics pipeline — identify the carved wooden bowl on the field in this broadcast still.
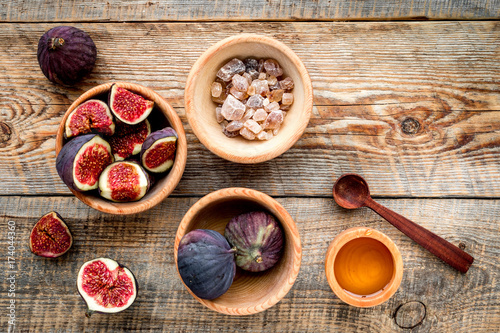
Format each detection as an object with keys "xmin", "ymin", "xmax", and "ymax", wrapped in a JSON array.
[
  {"xmin": 184, "ymin": 34, "xmax": 313, "ymax": 164},
  {"xmin": 55, "ymin": 82, "xmax": 187, "ymax": 215},
  {"xmin": 174, "ymin": 187, "xmax": 302, "ymax": 315},
  {"xmin": 325, "ymin": 227, "xmax": 404, "ymax": 307}
]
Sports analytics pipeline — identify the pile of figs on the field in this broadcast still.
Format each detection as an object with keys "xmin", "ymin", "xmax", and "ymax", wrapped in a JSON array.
[
  {"xmin": 177, "ymin": 211, "xmax": 284, "ymax": 300},
  {"xmin": 56, "ymin": 84, "xmax": 178, "ymax": 202}
]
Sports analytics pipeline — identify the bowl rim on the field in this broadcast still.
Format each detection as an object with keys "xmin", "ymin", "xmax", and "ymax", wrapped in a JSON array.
[
  {"xmin": 324, "ymin": 227, "xmax": 404, "ymax": 307},
  {"xmin": 174, "ymin": 187, "xmax": 302, "ymax": 315},
  {"xmin": 184, "ymin": 33, "xmax": 313, "ymax": 164},
  {"xmin": 55, "ymin": 82, "xmax": 187, "ymax": 215}
]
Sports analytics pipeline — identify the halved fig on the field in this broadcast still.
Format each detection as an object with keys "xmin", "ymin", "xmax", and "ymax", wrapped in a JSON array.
[
  {"xmin": 140, "ymin": 127, "xmax": 177, "ymax": 173},
  {"xmin": 56, "ymin": 134, "xmax": 114, "ymax": 191},
  {"xmin": 98, "ymin": 161, "xmax": 150, "ymax": 202},
  {"xmin": 108, "ymin": 120, "xmax": 151, "ymax": 161},
  {"xmin": 29, "ymin": 211, "xmax": 72, "ymax": 258},
  {"xmin": 177, "ymin": 229, "xmax": 236, "ymax": 300},
  {"xmin": 109, "ymin": 85, "xmax": 154, "ymax": 125},
  {"xmin": 77, "ymin": 258, "xmax": 137, "ymax": 317},
  {"xmin": 65, "ymin": 99, "xmax": 115, "ymax": 139}
]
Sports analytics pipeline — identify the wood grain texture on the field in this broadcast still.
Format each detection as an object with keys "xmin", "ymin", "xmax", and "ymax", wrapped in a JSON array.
[
  {"xmin": 1, "ymin": 0, "xmax": 499, "ymax": 22},
  {"xmin": 0, "ymin": 22, "xmax": 499, "ymax": 197},
  {"xmin": 0, "ymin": 196, "xmax": 498, "ymax": 332}
]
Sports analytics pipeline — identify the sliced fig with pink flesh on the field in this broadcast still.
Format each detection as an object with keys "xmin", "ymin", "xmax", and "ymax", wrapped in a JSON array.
[
  {"xmin": 224, "ymin": 211, "xmax": 284, "ymax": 272},
  {"xmin": 107, "ymin": 120, "xmax": 151, "ymax": 161},
  {"xmin": 29, "ymin": 211, "xmax": 72, "ymax": 258},
  {"xmin": 77, "ymin": 258, "xmax": 137, "ymax": 317},
  {"xmin": 140, "ymin": 127, "xmax": 177, "ymax": 173},
  {"xmin": 109, "ymin": 85, "xmax": 154, "ymax": 125},
  {"xmin": 56, "ymin": 134, "xmax": 114, "ymax": 191},
  {"xmin": 65, "ymin": 99, "xmax": 115, "ymax": 138},
  {"xmin": 98, "ymin": 161, "xmax": 150, "ymax": 202}
]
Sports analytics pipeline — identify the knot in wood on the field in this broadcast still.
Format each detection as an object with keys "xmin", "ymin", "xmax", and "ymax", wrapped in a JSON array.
[
  {"xmin": 401, "ymin": 117, "xmax": 420, "ymax": 135},
  {"xmin": 394, "ymin": 301, "xmax": 426, "ymax": 329},
  {"xmin": 0, "ymin": 122, "xmax": 12, "ymax": 143},
  {"xmin": 459, "ymin": 242, "xmax": 466, "ymax": 250}
]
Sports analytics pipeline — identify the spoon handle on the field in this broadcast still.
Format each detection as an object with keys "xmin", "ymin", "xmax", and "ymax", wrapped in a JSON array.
[{"xmin": 365, "ymin": 198, "xmax": 474, "ymax": 273}]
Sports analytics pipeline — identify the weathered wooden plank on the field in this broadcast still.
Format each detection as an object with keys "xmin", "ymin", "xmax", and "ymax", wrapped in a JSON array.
[
  {"xmin": 1, "ymin": 0, "xmax": 499, "ymax": 22},
  {"xmin": 0, "ymin": 22, "xmax": 499, "ymax": 197},
  {"xmin": 0, "ymin": 196, "xmax": 498, "ymax": 332}
]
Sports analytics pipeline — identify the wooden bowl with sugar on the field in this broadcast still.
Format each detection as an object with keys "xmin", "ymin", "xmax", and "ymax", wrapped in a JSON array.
[{"xmin": 184, "ymin": 34, "xmax": 313, "ymax": 164}]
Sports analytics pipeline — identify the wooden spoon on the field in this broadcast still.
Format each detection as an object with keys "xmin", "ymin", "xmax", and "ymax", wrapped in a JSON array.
[{"xmin": 333, "ymin": 173, "xmax": 474, "ymax": 273}]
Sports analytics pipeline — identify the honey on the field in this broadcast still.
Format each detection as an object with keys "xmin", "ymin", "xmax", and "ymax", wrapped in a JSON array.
[{"xmin": 334, "ymin": 237, "xmax": 394, "ymax": 296}]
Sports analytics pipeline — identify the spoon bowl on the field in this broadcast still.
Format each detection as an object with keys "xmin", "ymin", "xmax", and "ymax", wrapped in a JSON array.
[{"xmin": 333, "ymin": 174, "xmax": 371, "ymax": 209}]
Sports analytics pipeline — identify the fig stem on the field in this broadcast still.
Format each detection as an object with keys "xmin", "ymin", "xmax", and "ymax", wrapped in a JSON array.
[
  {"xmin": 85, "ymin": 309, "xmax": 94, "ymax": 318},
  {"xmin": 254, "ymin": 255, "xmax": 263, "ymax": 263},
  {"xmin": 49, "ymin": 37, "xmax": 65, "ymax": 50}
]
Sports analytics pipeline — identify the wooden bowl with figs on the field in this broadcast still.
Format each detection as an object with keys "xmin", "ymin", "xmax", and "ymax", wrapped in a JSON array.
[
  {"xmin": 185, "ymin": 34, "xmax": 313, "ymax": 164},
  {"xmin": 55, "ymin": 82, "xmax": 187, "ymax": 215},
  {"xmin": 174, "ymin": 187, "xmax": 302, "ymax": 315}
]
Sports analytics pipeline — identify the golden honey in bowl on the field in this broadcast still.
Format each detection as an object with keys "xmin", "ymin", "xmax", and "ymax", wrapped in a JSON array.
[{"xmin": 334, "ymin": 237, "xmax": 394, "ymax": 296}]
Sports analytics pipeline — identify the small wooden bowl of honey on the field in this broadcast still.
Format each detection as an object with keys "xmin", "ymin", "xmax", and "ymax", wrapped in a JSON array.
[{"xmin": 325, "ymin": 227, "xmax": 403, "ymax": 307}]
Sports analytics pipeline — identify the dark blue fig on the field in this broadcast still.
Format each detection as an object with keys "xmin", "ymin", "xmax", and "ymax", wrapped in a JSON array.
[
  {"xmin": 56, "ymin": 134, "xmax": 113, "ymax": 191},
  {"xmin": 225, "ymin": 211, "xmax": 284, "ymax": 272},
  {"xmin": 140, "ymin": 127, "xmax": 177, "ymax": 173},
  {"xmin": 37, "ymin": 26, "xmax": 97, "ymax": 85},
  {"xmin": 177, "ymin": 229, "xmax": 236, "ymax": 300}
]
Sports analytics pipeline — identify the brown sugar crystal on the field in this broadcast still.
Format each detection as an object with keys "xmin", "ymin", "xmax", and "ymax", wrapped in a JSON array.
[{"xmin": 213, "ymin": 57, "xmax": 294, "ymax": 140}]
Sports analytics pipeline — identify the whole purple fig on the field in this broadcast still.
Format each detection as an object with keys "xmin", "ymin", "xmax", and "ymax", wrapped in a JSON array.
[
  {"xmin": 37, "ymin": 26, "xmax": 97, "ymax": 85},
  {"xmin": 225, "ymin": 211, "xmax": 284, "ymax": 272},
  {"xmin": 177, "ymin": 229, "xmax": 236, "ymax": 300}
]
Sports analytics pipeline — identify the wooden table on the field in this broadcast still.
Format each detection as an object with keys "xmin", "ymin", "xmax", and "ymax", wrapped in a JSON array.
[{"xmin": 1, "ymin": 1, "xmax": 499, "ymax": 332}]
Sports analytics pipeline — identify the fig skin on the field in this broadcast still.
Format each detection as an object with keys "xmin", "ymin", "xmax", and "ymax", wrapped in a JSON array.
[
  {"xmin": 225, "ymin": 211, "xmax": 284, "ymax": 272},
  {"xmin": 140, "ymin": 127, "xmax": 178, "ymax": 173},
  {"xmin": 77, "ymin": 258, "xmax": 138, "ymax": 317},
  {"xmin": 108, "ymin": 84, "xmax": 154, "ymax": 125},
  {"xmin": 177, "ymin": 229, "xmax": 236, "ymax": 300},
  {"xmin": 29, "ymin": 211, "xmax": 72, "ymax": 258},
  {"xmin": 37, "ymin": 26, "xmax": 97, "ymax": 85},
  {"xmin": 56, "ymin": 134, "xmax": 113, "ymax": 191}
]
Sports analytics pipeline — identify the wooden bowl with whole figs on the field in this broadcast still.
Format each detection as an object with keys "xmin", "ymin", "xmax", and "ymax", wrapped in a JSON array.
[
  {"xmin": 55, "ymin": 82, "xmax": 187, "ymax": 215},
  {"xmin": 174, "ymin": 187, "xmax": 302, "ymax": 315},
  {"xmin": 185, "ymin": 34, "xmax": 313, "ymax": 164}
]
